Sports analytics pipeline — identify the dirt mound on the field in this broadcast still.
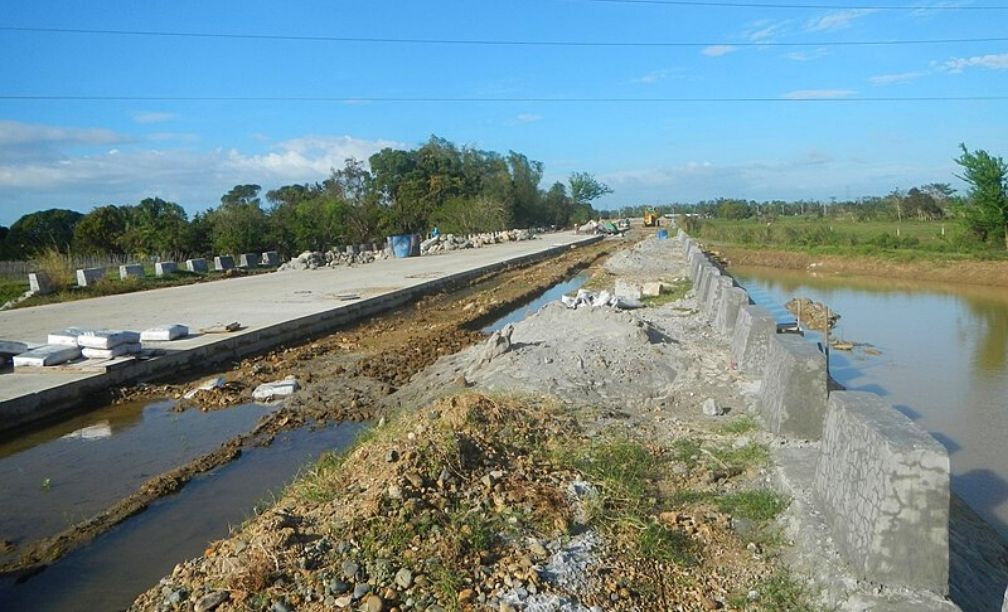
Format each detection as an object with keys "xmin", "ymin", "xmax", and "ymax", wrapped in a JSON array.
[
  {"xmin": 785, "ymin": 297, "xmax": 840, "ymax": 331},
  {"xmin": 603, "ymin": 235, "xmax": 686, "ymax": 279}
]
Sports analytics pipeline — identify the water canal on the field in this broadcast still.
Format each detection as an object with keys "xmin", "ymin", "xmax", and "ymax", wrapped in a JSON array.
[{"xmin": 733, "ymin": 265, "xmax": 1008, "ymax": 541}]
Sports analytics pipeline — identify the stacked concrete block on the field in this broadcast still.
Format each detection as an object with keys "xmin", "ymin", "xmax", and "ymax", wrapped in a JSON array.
[
  {"xmin": 238, "ymin": 253, "xmax": 259, "ymax": 268},
  {"xmin": 76, "ymin": 267, "xmax": 105, "ymax": 287},
  {"xmin": 261, "ymin": 251, "xmax": 280, "ymax": 267},
  {"xmin": 13, "ymin": 344, "xmax": 82, "ymax": 367},
  {"xmin": 186, "ymin": 258, "xmax": 209, "ymax": 273},
  {"xmin": 731, "ymin": 304, "xmax": 777, "ymax": 374},
  {"xmin": 717, "ymin": 287, "xmax": 748, "ymax": 336},
  {"xmin": 28, "ymin": 272, "xmax": 53, "ymax": 295},
  {"xmin": 814, "ymin": 391, "xmax": 950, "ymax": 593},
  {"xmin": 758, "ymin": 333, "xmax": 829, "ymax": 439},
  {"xmin": 155, "ymin": 261, "xmax": 177, "ymax": 277},
  {"xmin": 119, "ymin": 264, "xmax": 144, "ymax": 280},
  {"xmin": 214, "ymin": 255, "xmax": 235, "ymax": 271}
]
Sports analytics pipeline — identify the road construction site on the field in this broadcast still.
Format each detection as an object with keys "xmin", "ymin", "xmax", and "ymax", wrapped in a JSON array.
[{"xmin": 1, "ymin": 228, "xmax": 1006, "ymax": 611}]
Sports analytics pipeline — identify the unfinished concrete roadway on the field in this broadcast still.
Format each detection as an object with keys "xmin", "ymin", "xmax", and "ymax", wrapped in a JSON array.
[{"xmin": 0, "ymin": 231, "xmax": 600, "ymax": 433}]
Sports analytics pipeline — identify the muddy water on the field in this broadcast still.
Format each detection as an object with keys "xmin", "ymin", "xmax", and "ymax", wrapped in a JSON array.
[
  {"xmin": 0, "ymin": 399, "xmax": 275, "ymax": 551},
  {"xmin": 482, "ymin": 271, "xmax": 590, "ymax": 333},
  {"xmin": 733, "ymin": 266, "xmax": 1008, "ymax": 540},
  {"xmin": 0, "ymin": 422, "xmax": 364, "ymax": 611}
]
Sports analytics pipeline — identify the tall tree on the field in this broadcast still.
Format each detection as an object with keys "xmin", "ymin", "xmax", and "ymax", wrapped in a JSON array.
[
  {"xmin": 7, "ymin": 209, "xmax": 83, "ymax": 256},
  {"xmin": 212, "ymin": 185, "xmax": 267, "ymax": 254},
  {"xmin": 955, "ymin": 145, "xmax": 1008, "ymax": 248},
  {"xmin": 123, "ymin": 197, "xmax": 190, "ymax": 255},
  {"xmin": 73, "ymin": 205, "xmax": 129, "ymax": 255}
]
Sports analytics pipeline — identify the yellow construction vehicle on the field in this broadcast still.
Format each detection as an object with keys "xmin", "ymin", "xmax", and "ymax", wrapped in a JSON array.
[{"xmin": 643, "ymin": 208, "xmax": 660, "ymax": 227}]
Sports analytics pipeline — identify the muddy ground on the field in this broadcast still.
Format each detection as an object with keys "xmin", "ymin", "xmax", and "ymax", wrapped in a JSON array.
[{"xmin": 0, "ymin": 238, "xmax": 615, "ymax": 578}]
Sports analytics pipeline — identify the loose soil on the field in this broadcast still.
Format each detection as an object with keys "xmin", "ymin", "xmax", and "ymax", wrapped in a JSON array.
[
  {"xmin": 0, "ymin": 239, "xmax": 614, "ymax": 579},
  {"xmin": 717, "ymin": 246, "xmax": 1008, "ymax": 288}
]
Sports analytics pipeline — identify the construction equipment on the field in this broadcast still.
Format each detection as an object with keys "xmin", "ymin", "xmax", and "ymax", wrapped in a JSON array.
[{"xmin": 643, "ymin": 208, "xmax": 660, "ymax": 227}]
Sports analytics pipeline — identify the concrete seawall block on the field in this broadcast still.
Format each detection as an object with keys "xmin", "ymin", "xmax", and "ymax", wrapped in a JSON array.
[
  {"xmin": 238, "ymin": 253, "xmax": 259, "ymax": 268},
  {"xmin": 698, "ymin": 266, "xmax": 720, "ymax": 314},
  {"xmin": 731, "ymin": 304, "xmax": 777, "ymax": 374},
  {"xmin": 155, "ymin": 261, "xmax": 177, "ymax": 277},
  {"xmin": 186, "ymin": 258, "xmax": 209, "ymax": 273},
  {"xmin": 76, "ymin": 267, "xmax": 105, "ymax": 287},
  {"xmin": 814, "ymin": 391, "xmax": 950, "ymax": 593},
  {"xmin": 262, "ymin": 251, "xmax": 280, "ymax": 267},
  {"xmin": 706, "ymin": 276, "xmax": 732, "ymax": 320},
  {"xmin": 717, "ymin": 287, "xmax": 748, "ymax": 336},
  {"xmin": 119, "ymin": 264, "xmax": 144, "ymax": 280},
  {"xmin": 688, "ymin": 250, "xmax": 704, "ymax": 282},
  {"xmin": 214, "ymin": 255, "xmax": 235, "ymax": 271},
  {"xmin": 28, "ymin": 272, "xmax": 53, "ymax": 295},
  {"xmin": 759, "ymin": 333, "xmax": 828, "ymax": 439}
]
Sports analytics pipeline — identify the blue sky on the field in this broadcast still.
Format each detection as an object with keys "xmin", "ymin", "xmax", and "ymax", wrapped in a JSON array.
[{"xmin": 1, "ymin": 0, "xmax": 1006, "ymax": 224}]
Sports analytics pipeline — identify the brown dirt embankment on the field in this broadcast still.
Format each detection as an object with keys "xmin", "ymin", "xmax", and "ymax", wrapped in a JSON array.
[
  {"xmin": 0, "ymin": 239, "xmax": 613, "ymax": 579},
  {"xmin": 717, "ymin": 246, "xmax": 1008, "ymax": 288}
]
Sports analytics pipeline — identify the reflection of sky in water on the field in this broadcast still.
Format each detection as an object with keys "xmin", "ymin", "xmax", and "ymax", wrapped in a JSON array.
[{"xmin": 734, "ymin": 266, "xmax": 1008, "ymax": 540}]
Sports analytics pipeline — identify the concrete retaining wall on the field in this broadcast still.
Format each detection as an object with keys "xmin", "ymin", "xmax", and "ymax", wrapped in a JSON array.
[
  {"xmin": 716, "ymin": 286, "xmax": 748, "ymax": 337},
  {"xmin": 814, "ymin": 391, "xmax": 950, "ymax": 593},
  {"xmin": 730, "ymin": 304, "xmax": 776, "ymax": 374},
  {"xmin": 758, "ymin": 332, "xmax": 829, "ymax": 440}
]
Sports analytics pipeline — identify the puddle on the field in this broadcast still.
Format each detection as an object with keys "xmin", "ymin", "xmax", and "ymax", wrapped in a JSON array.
[
  {"xmin": 0, "ymin": 421, "xmax": 365, "ymax": 612},
  {"xmin": 481, "ymin": 271, "xmax": 591, "ymax": 333},
  {"xmin": 0, "ymin": 399, "xmax": 274, "ymax": 548}
]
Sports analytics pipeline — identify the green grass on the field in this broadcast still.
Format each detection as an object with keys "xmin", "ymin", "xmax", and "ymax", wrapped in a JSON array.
[
  {"xmin": 641, "ymin": 279, "xmax": 693, "ymax": 307},
  {"xmin": 0, "ymin": 278, "xmax": 28, "ymax": 305},
  {"xmin": 695, "ymin": 217, "xmax": 1008, "ymax": 262},
  {"xmin": 728, "ymin": 569, "xmax": 818, "ymax": 611},
  {"xmin": 716, "ymin": 490, "xmax": 789, "ymax": 521},
  {"xmin": 717, "ymin": 415, "xmax": 759, "ymax": 435},
  {"xmin": 709, "ymin": 442, "xmax": 771, "ymax": 470}
]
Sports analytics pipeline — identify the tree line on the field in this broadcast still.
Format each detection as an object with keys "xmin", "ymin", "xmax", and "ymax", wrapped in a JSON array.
[{"xmin": 0, "ymin": 136, "xmax": 612, "ymax": 261}]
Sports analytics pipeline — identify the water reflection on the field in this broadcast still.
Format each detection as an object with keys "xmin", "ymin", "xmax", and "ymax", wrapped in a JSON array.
[{"xmin": 734, "ymin": 265, "xmax": 1008, "ymax": 540}]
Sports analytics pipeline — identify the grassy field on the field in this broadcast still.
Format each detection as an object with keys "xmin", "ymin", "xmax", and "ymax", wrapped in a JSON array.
[
  {"xmin": 0, "ymin": 278, "xmax": 28, "ymax": 305},
  {"xmin": 693, "ymin": 217, "xmax": 1007, "ymax": 262}
]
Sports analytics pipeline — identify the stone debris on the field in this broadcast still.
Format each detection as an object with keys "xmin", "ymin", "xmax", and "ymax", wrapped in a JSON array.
[
  {"xmin": 13, "ymin": 344, "xmax": 82, "ymax": 367},
  {"xmin": 701, "ymin": 397, "xmax": 725, "ymax": 416},
  {"xmin": 82, "ymin": 342, "xmax": 142, "ymax": 360},
  {"xmin": 252, "ymin": 376, "xmax": 300, "ymax": 401},
  {"xmin": 419, "ymin": 228, "xmax": 536, "ymax": 255},
  {"xmin": 77, "ymin": 330, "xmax": 141, "ymax": 350},
  {"xmin": 559, "ymin": 289, "xmax": 641, "ymax": 310},
  {"xmin": 785, "ymin": 297, "xmax": 841, "ymax": 331},
  {"xmin": 47, "ymin": 327, "xmax": 90, "ymax": 346},
  {"xmin": 184, "ymin": 377, "xmax": 227, "ymax": 399},
  {"xmin": 140, "ymin": 324, "xmax": 189, "ymax": 342}
]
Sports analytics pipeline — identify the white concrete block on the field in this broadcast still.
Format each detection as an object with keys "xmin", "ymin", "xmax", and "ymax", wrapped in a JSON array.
[
  {"xmin": 614, "ymin": 279, "xmax": 642, "ymax": 300},
  {"xmin": 252, "ymin": 376, "xmax": 300, "ymax": 401},
  {"xmin": 77, "ymin": 330, "xmax": 141, "ymax": 349},
  {"xmin": 14, "ymin": 344, "xmax": 82, "ymax": 367},
  {"xmin": 155, "ymin": 261, "xmax": 178, "ymax": 276},
  {"xmin": 642, "ymin": 281, "xmax": 663, "ymax": 297},
  {"xmin": 119, "ymin": 264, "xmax": 145, "ymax": 280},
  {"xmin": 47, "ymin": 327, "xmax": 90, "ymax": 346},
  {"xmin": 186, "ymin": 258, "xmax": 209, "ymax": 273},
  {"xmin": 140, "ymin": 324, "xmax": 189, "ymax": 342},
  {"xmin": 76, "ymin": 267, "xmax": 105, "ymax": 287},
  {"xmin": 28, "ymin": 272, "xmax": 53, "ymax": 295},
  {"xmin": 238, "ymin": 253, "xmax": 259, "ymax": 268},
  {"xmin": 82, "ymin": 342, "xmax": 142, "ymax": 359},
  {"xmin": 214, "ymin": 256, "xmax": 235, "ymax": 271}
]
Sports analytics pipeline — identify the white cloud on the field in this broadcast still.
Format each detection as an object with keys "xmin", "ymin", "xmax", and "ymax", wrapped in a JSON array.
[
  {"xmin": 0, "ymin": 124, "xmax": 404, "ymax": 222},
  {"xmin": 743, "ymin": 19, "xmax": 792, "ymax": 42},
  {"xmin": 701, "ymin": 45, "xmax": 737, "ymax": 57},
  {"xmin": 132, "ymin": 112, "xmax": 177, "ymax": 124},
  {"xmin": 939, "ymin": 53, "xmax": 1008, "ymax": 73},
  {"xmin": 0, "ymin": 120, "xmax": 128, "ymax": 148},
  {"xmin": 786, "ymin": 48, "xmax": 829, "ymax": 62},
  {"xmin": 514, "ymin": 113, "xmax": 543, "ymax": 124},
  {"xmin": 869, "ymin": 71, "xmax": 929, "ymax": 85},
  {"xmin": 805, "ymin": 9, "xmax": 877, "ymax": 32},
  {"xmin": 633, "ymin": 68, "xmax": 683, "ymax": 84},
  {"xmin": 782, "ymin": 89, "xmax": 856, "ymax": 99}
]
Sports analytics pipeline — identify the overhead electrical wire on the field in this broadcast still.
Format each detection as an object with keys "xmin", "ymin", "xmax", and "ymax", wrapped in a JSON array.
[
  {"xmin": 0, "ymin": 95, "xmax": 1004, "ymax": 102},
  {"xmin": 574, "ymin": 0, "xmax": 1008, "ymax": 10},
  {"xmin": 0, "ymin": 25, "xmax": 1004, "ymax": 47}
]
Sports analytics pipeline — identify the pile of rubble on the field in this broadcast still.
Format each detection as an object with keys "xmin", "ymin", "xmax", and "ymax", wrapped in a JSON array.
[
  {"xmin": 420, "ymin": 228, "xmax": 536, "ymax": 255},
  {"xmin": 278, "ymin": 245, "xmax": 391, "ymax": 271}
]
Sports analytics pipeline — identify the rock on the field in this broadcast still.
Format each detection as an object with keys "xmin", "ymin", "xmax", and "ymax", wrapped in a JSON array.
[
  {"xmin": 333, "ymin": 594, "xmax": 353, "ymax": 607},
  {"xmin": 385, "ymin": 449, "xmax": 399, "ymax": 462},
  {"xmin": 271, "ymin": 601, "xmax": 293, "ymax": 612},
  {"xmin": 479, "ymin": 324, "xmax": 513, "ymax": 364},
  {"xmin": 352, "ymin": 583, "xmax": 370, "ymax": 600},
  {"xmin": 614, "ymin": 279, "xmax": 643, "ymax": 300},
  {"xmin": 363, "ymin": 594, "xmax": 384, "ymax": 612},
  {"xmin": 528, "ymin": 540, "xmax": 549, "ymax": 558},
  {"xmin": 184, "ymin": 377, "xmax": 226, "ymax": 399},
  {"xmin": 387, "ymin": 484, "xmax": 403, "ymax": 500},
  {"xmin": 701, "ymin": 398, "xmax": 725, "ymax": 416},
  {"xmin": 458, "ymin": 589, "xmax": 475, "ymax": 603},
  {"xmin": 194, "ymin": 590, "xmax": 229, "ymax": 612},
  {"xmin": 328, "ymin": 579, "xmax": 351, "ymax": 595},
  {"xmin": 642, "ymin": 281, "xmax": 663, "ymax": 297},
  {"xmin": 731, "ymin": 517, "xmax": 755, "ymax": 538},
  {"xmin": 252, "ymin": 376, "xmax": 300, "ymax": 401},
  {"xmin": 341, "ymin": 559, "xmax": 359, "ymax": 580},
  {"xmin": 395, "ymin": 567, "xmax": 413, "ymax": 589}
]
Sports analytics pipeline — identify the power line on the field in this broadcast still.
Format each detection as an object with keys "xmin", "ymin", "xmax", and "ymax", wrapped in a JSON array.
[
  {"xmin": 576, "ymin": 0, "xmax": 1008, "ymax": 10},
  {"xmin": 0, "ymin": 25, "xmax": 1003, "ymax": 47},
  {"xmin": 0, "ymin": 94, "xmax": 1004, "ymax": 102}
]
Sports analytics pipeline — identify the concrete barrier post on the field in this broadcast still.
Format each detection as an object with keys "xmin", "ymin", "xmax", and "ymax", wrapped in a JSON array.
[
  {"xmin": 119, "ymin": 264, "xmax": 144, "ymax": 280},
  {"xmin": 731, "ymin": 304, "xmax": 777, "ymax": 374},
  {"xmin": 706, "ymin": 276, "xmax": 732, "ymax": 321},
  {"xmin": 28, "ymin": 272, "xmax": 53, "ymax": 295},
  {"xmin": 758, "ymin": 333, "xmax": 828, "ymax": 439},
  {"xmin": 694, "ymin": 264, "xmax": 710, "ymax": 300},
  {"xmin": 154, "ymin": 261, "xmax": 177, "ymax": 277},
  {"xmin": 814, "ymin": 391, "xmax": 950, "ymax": 593},
  {"xmin": 186, "ymin": 258, "xmax": 209, "ymax": 273},
  {"xmin": 238, "ymin": 253, "xmax": 259, "ymax": 268},
  {"xmin": 214, "ymin": 255, "xmax": 235, "ymax": 271},
  {"xmin": 262, "ymin": 251, "xmax": 280, "ymax": 267},
  {"xmin": 76, "ymin": 267, "xmax": 105, "ymax": 287},
  {"xmin": 717, "ymin": 287, "xmax": 748, "ymax": 337}
]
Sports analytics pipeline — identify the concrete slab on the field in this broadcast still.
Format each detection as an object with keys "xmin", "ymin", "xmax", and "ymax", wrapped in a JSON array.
[
  {"xmin": 0, "ymin": 231, "xmax": 600, "ymax": 432},
  {"xmin": 141, "ymin": 324, "xmax": 189, "ymax": 341},
  {"xmin": 13, "ymin": 345, "xmax": 82, "ymax": 367}
]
